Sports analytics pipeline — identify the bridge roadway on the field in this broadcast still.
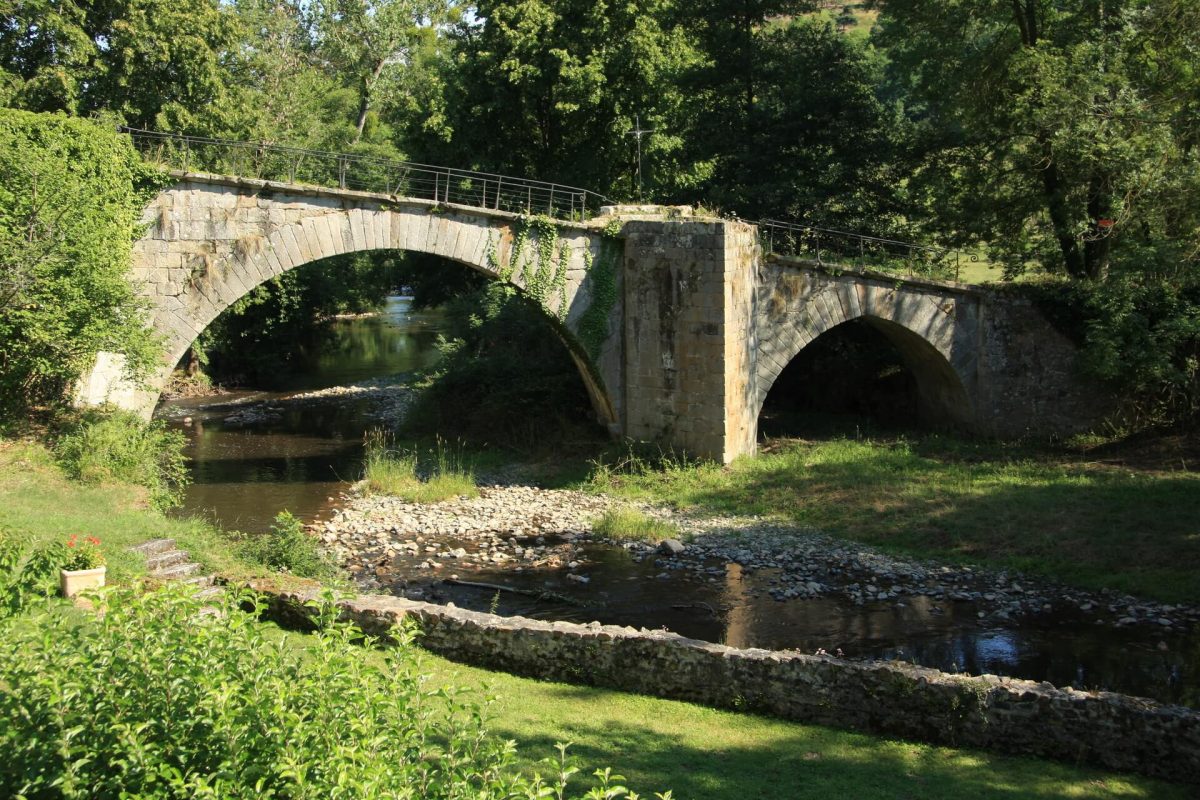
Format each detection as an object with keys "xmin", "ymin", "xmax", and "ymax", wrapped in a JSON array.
[{"xmin": 78, "ymin": 171, "xmax": 1099, "ymax": 461}]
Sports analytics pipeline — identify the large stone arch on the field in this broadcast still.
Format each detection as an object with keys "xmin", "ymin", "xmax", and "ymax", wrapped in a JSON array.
[
  {"xmin": 754, "ymin": 259, "xmax": 981, "ymax": 427},
  {"xmin": 78, "ymin": 173, "xmax": 622, "ymax": 424}
]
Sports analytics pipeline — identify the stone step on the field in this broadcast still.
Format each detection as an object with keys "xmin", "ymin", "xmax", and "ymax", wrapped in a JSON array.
[
  {"xmin": 145, "ymin": 549, "xmax": 189, "ymax": 571},
  {"xmin": 183, "ymin": 573, "xmax": 215, "ymax": 588},
  {"xmin": 194, "ymin": 585, "xmax": 223, "ymax": 600},
  {"xmin": 130, "ymin": 538, "xmax": 176, "ymax": 556},
  {"xmin": 152, "ymin": 562, "xmax": 202, "ymax": 581}
]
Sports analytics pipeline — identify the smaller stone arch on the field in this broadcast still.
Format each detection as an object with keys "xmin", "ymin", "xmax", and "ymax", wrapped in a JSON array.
[{"xmin": 754, "ymin": 264, "xmax": 980, "ymax": 428}]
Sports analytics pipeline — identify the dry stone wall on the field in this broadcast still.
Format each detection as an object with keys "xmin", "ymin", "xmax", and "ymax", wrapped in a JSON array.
[{"xmin": 259, "ymin": 586, "xmax": 1200, "ymax": 786}]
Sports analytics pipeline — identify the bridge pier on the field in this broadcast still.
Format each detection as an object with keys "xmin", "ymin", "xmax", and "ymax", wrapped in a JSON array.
[{"xmin": 621, "ymin": 218, "xmax": 760, "ymax": 463}]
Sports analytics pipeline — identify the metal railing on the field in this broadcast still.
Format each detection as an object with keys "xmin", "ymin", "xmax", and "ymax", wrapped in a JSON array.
[
  {"xmin": 120, "ymin": 127, "xmax": 610, "ymax": 221},
  {"xmin": 759, "ymin": 219, "xmax": 969, "ymax": 282}
]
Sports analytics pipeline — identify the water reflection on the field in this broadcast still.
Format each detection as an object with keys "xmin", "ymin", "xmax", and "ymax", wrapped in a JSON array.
[{"xmin": 158, "ymin": 296, "xmax": 447, "ymax": 532}]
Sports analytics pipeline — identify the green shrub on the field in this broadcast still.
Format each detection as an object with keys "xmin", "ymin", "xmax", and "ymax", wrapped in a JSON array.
[
  {"xmin": 0, "ymin": 528, "xmax": 62, "ymax": 619},
  {"xmin": 0, "ymin": 110, "xmax": 166, "ymax": 421},
  {"xmin": 363, "ymin": 429, "xmax": 479, "ymax": 503},
  {"xmin": 54, "ymin": 410, "xmax": 190, "ymax": 511},
  {"xmin": 239, "ymin": 510, "xmax": 337, "ymax": 580},
  {"xmin": 591, "ymin": 508, "xmax": 680, "ymax": 544},
  {"xmin": 0, "ymin": 586, "xmax": 667, "ymax": 799}
]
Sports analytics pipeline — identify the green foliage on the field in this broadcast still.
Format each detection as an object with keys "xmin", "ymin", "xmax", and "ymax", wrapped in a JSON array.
[
  {"xmin": 0, "ymin": 528, "xmax": 62, "ymax": 619},
  {"xmin": 578, "ymin": 223, "xmax": 622, "ymax": 360},
  {"xmin": 238, "ymin": 510, "xmax": 338, "ymax": 579},
  {"xmin": 0, "ymin": 585, "xmax": 667, "ymax": 798},
  {"xmin": 875, "ymin": 0, "xmax": 1200, "ymax": 280},
  {"xmin": 1078, "ymin": 280, "xmax": 1200, "ymax": 430},
  {"xmin": 404, "ymin": 282, "xmax": 601, "ymax": 449},
  {"xmin": 54, "ymin": 410, "xmax": 190, "ymax": 511},
  {"xmin": 1, "ymin": 0, "xmax": 242, "ymax": 130},
  {"xmin": 0, "ymin": 110, "xmax": 164, "ymax": 420},
  {"xmin": 421, "ymin": 0, "xmax": 703, "ymax": 200},
  {"xmin": 590, "ymin": 508, "xmax": 680, "ymax": 544},
  {"xmin": 362, "ymin": 429, "xmax": 479, "ymax": 502}
]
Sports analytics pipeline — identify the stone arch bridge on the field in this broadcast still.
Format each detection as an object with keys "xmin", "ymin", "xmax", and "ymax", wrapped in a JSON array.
[{"xmin": 80, "ymin": 171, "xmax": 1097, "ymax": 462}]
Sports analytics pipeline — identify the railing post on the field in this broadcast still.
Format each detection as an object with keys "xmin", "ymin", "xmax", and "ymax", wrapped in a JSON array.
[
  {"xmin": 495, "ymin": 177, "xmax": 503, "ymax": 210},
  {"xmin": 183, "ymin": 139, "xmax": 190, "ymax": 173}
]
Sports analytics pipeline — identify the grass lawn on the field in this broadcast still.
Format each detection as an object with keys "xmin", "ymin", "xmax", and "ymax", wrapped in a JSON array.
[
  {"xmin": 252, "ymin": 623, "xmax": 1187, "ymax": 799},
  {"xmin": 0, "ymin": 438, "xmax": 274, "ymax": 585},
  {"xmin": 591, "ymin": 436, "xmax": 1200, "ymax": 604}
]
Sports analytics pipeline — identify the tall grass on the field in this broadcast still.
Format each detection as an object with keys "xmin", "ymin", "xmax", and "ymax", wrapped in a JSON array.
[
  {"xmin": 363, "ymin": 429, "xmax": 478, "ymax": 503},
  {"xmin": 54, "ymin": 410, "xmax": 190, "ymax": 511},
  {"xmin": 591, "ymin": 508, "xmax": 680, "ymax": 543}
]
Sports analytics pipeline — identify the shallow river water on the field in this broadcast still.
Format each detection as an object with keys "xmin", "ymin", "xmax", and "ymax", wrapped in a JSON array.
[{"xmin": 156, "ymin": 296, "xmax": 1199, "ymax": 707}]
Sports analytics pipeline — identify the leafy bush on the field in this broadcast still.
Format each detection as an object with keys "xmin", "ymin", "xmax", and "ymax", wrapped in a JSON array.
[
  {"xmin": 1018, "ymin": 278, "xmax": 1200, "ymax": 432},
  {"xmin": 363, "ymin": 429, "xmax": 478, "ymax": 503},
  {"xmin": 0, "ymin": 586, "xmax": 667, "ymax": 799},
  {"xmin": 0, "ymin": 528, "xmax": 62, "ymax": 619},
  {"xmin": 54, "ymin": 410, "xmax": 190, "ymax": 511},
  {"xmin": 239, "ymin": 510, "xmax": 337, "ymax": 579},
  {"xmin": 0, "ymin": 110, "xmax": 166, "ymax": 421}
]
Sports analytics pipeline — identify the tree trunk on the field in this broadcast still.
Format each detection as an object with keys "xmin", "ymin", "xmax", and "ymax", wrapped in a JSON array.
[{"xmin": 353, "ymin": 58, "xmax": 390, "ymax": 144}]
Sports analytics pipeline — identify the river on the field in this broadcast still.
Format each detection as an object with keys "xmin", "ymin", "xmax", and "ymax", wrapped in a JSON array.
[{"xmin": 155, "ymin": 296, "xmax": 1199, "ymax": 707}]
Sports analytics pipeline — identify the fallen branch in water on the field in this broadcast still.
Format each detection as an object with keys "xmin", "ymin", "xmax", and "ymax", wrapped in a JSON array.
[{"xmin": 442, "ymin": 578, "xmax": 588, "ymax": 607}]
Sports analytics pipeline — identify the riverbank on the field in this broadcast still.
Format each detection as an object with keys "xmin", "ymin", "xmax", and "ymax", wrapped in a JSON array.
[
  {"xmin": 595, "ymin": 435, "xmax": 1200, "ymax": 605},
  {"xmin": 4, "ymin": 436, "xmax": 1186, "ymax": 796}
]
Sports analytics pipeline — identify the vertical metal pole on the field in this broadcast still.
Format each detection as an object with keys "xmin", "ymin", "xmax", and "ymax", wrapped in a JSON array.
[
  {"xmin": 183, "ymin": 139, "xmax": 190, "ymax": 173},
  {"xmin": 526, "ymin": 186, "xmax": 532, "ymax": 215},
  {"xmin": 549, "ymin": 187, "xmax": 555, "ymax": 217},
  {"xmin": 495, "ymin": 177, "xmax": 502, "ymax": 210}
]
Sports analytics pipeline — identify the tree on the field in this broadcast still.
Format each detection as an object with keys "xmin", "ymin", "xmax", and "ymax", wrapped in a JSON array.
[
  {"xmin": 313, "ymin": 0, "xmax": 453, "ymax": 144},
  {"xmin": 688, "ymin": 16, "xmax": 902, "ymax": 226},
  {"xmin": 0, "ymin": 0, "xmax": 241, "ymax": 131},
  {"xmin": 421, "ymin": 0, "xmax": 701, "ymax": 199},
  {"xmin": 0, "ymin": 110, "xmax": 163, "ymax": 419},
  {"xmin": 875, "ymin": 0, "xmax": 1200, "ymax": 280}
]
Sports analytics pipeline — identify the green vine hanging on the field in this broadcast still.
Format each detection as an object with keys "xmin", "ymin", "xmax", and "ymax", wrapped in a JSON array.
[{"xmin": 577, "ymin": 220, "xmax": 623, "ymax": 360}]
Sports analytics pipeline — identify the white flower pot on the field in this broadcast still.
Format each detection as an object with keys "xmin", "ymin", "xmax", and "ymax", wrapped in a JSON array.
[{"xmin": 60, "ymin": 566, "xmax": 107, "ymax": 598}]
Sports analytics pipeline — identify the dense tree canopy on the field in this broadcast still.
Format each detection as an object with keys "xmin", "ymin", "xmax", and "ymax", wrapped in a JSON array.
[{"xmin": 876, "ymin": 0, "xmax": 1200, "ymax": 279}]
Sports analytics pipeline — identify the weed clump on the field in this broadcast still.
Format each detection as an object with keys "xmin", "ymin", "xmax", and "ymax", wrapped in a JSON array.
[
  {"xmin": 591, "ymin": 508, "xmax": 680, "ymax": 544},
  {"xmin": 54, "ymin": 410, "xmax": 190, "ymax": 511},
  {"xmin": 363, "ymin": 429, "xmax": 478, "ymax": 503},
  {"xmin": 238, "ymin": 510, "xmax": 337, "ymax": 580}
]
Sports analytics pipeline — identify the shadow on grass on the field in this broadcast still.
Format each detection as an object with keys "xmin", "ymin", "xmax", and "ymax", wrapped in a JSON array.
[{"xmin": 486, "ymin": 684, "xmax": 1180, "ymax": 799}]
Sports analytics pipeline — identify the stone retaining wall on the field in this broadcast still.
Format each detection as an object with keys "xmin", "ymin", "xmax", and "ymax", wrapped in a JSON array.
[{"xmin": 257, "ymin": 585, "xmax": 1200, "ymax": 785}]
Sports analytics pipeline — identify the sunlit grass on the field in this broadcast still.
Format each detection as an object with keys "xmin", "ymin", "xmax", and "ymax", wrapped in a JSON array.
[
  {"xmin": 0, "ymin": 438, "xmax": 269, "ymax": 585},
  {"xmin": 590, "ymin": 507, "xmax": 679, "ymax": 543},
  {"xmin": 363, "ymin": 429, "xmax": 478, "ymax": 503},
  {"xmin": 260, "ymin": 622, "xmax": 1188, "ymax": 799}
]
